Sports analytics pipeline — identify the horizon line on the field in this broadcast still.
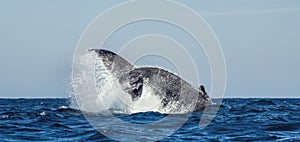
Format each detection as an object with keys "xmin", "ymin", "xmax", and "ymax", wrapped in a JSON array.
[{"xmin": 0, "ymin": 97, "xmax": 299, "ymax": 99}]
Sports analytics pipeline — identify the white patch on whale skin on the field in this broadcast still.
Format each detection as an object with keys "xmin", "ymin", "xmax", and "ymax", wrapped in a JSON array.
[{"xmin": 130, "ymin": 80, "xmax": 162, "ymax": 113}]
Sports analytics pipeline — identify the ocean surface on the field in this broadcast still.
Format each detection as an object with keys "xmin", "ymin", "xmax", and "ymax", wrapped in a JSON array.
[{"xmin": 0, "ymin": 98, "xmax": 299, "ymax": 141}]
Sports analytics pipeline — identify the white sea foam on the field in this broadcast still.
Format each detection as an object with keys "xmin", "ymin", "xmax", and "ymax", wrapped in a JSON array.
[
  {"xmin": 59, "ymin": 106, "xmax": 68, "ymax": 109},
  {"xmin": 40, "ymin": 111, "xmax": 46, "ymax": 116}
]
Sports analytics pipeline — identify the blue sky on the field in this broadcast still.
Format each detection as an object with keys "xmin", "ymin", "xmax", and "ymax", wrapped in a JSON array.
[{"xmin": 0, "ymin": 0, "xmax": 299, "ymax": 98}]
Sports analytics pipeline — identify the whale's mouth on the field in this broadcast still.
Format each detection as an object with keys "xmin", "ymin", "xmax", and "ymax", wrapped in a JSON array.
[
  {"xmin": 128, "ymin": 77, "xmax": 143, "ymax": 101},
  {"xmin": 73, "ymin": 48, "xmax": 212, "ymax": 114}
]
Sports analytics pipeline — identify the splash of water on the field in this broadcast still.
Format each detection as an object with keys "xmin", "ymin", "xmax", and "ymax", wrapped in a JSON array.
[{"xmin": 71, "ymin": 52, "xmax": 163, "ymax": 114}]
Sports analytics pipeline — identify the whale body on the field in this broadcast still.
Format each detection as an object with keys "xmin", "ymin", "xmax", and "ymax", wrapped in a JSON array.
[{"xmin": 89, "ymin": 49, "xmax": 212, "ymax": 113}]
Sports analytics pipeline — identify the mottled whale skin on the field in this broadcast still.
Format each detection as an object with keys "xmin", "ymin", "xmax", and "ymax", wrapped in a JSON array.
[{"xmin": 89, "ymin": 48, "xmax": 212, "ymax": 112}]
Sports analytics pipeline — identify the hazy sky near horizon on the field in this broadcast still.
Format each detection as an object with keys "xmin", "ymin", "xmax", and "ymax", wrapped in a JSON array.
[{"xmin": 0, "ymin": 0, "xmax": 299, "ymax": 98}]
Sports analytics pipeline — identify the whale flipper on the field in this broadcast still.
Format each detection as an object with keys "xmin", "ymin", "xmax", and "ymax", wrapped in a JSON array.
[
  {"xmin": 89, "ymin": 48, "xmax": 134, "ymax": 77},
  {"xmin": 89, "ymin": 49, "xmax": 143, "ymax": 101}
]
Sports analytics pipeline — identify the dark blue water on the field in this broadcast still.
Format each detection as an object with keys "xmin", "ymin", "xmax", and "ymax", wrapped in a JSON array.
[{"xmin": 0, "ymin": 98, "xmax": 299, "ymax": 141}]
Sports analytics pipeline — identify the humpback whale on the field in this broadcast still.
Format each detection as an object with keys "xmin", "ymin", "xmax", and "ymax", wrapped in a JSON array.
[{"xmin": 89, "ymin": 48, "xmax": 212, "ymax": 113}]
